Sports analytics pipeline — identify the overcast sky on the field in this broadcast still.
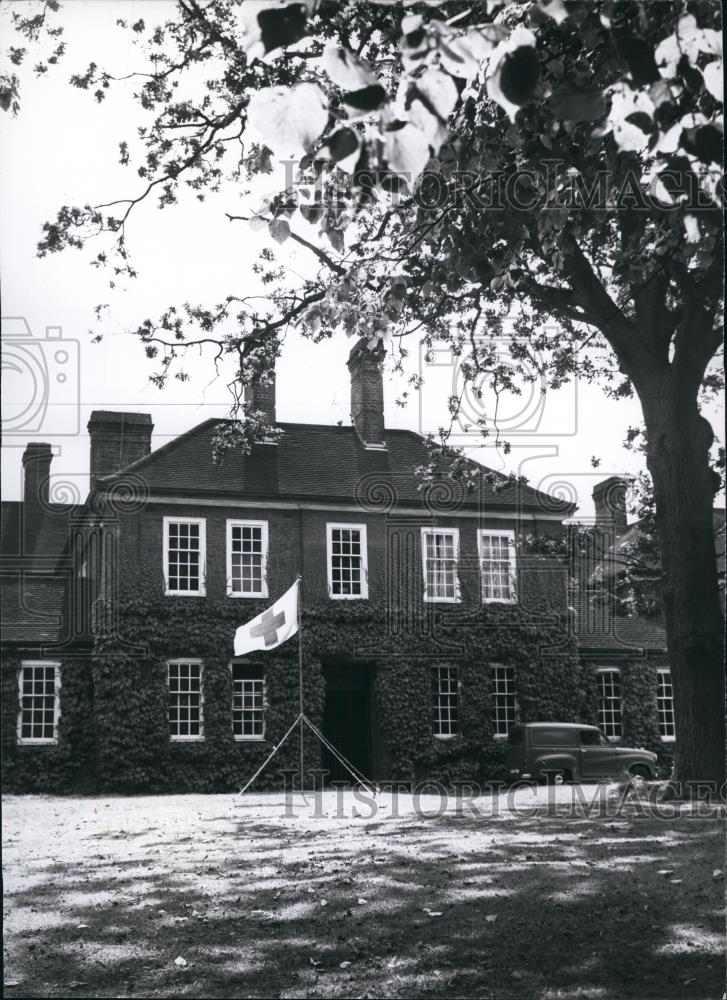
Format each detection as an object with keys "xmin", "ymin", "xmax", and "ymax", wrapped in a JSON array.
[{"xmin": 1, "ymin": 1, "xmax": 722, "ymax": 517}]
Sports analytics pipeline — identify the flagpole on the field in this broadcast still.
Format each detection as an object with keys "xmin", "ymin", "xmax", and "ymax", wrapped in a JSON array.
[{"xmin": 297, "ymin": 573, "xmax": 304, "ymax": 792}]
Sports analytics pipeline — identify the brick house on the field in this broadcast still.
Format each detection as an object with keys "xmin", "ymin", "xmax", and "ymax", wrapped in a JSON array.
[
  {"xmin": 574, "ymin": 477, "xmax": 673, "ymax": 764},
  {"xmin": 0, "ymin": 341, "xmax": 675, "ymax": 792}
]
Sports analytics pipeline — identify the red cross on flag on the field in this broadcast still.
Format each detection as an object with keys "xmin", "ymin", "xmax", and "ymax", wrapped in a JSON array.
[{"xmin": 233, "ymin": 579, "xmax": 299, "ymax": 656}]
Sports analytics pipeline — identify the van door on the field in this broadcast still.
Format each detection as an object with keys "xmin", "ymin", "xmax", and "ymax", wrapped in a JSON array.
[
  {"xmin": 579, "ymin": 729, "xmax": 617, "ymax": 779},
  {"xmin": 506, "ymin": 726, "xmax": 526, "ymax": 776}
]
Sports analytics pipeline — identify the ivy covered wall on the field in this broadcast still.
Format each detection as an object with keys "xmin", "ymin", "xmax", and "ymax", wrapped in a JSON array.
[{"xmin": 1, "ymin": 505, "xmax": 675, "ymax": 791}]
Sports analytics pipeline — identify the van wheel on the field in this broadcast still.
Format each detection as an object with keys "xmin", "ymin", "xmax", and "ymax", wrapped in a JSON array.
[{"xmin": 629, "ymin": 764, "xmax": 652, "ymax": 781}]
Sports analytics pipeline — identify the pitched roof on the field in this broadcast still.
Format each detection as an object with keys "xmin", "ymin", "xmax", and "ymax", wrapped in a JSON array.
[
  {"xmin": 577, "ymin": 615, "xmax": 667, "ymax": 653},
  {"xmin": 1, "ymin": 502, "xmax": 73, "ymax": 645},
  {"xmin": 590, "ymin": 510, "xmax": 726, "ymax": 582},
  {"xmin": 98, "ymin": 419, "xmax": 574, "ymax": 515}
]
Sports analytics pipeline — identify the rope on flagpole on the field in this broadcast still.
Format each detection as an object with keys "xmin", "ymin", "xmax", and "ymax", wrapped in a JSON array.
[
  {"xmin": 237, "ymin": 713, "xmax": 302, "ymax": 796},
  {"xmin": 303, "ymin": 715, "xmax": 376, "ymax": 795}
]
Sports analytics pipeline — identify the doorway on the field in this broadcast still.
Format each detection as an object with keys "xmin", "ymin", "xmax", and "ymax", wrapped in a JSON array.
[{"xmin": 321, "ymin": 662, "xmax": 381, "ymax": 784}]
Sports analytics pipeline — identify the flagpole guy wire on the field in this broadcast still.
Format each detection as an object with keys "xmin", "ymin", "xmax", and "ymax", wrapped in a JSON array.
[{"xmin": 236, "ymin": 575, "xmax": 376, "ymax": 799}]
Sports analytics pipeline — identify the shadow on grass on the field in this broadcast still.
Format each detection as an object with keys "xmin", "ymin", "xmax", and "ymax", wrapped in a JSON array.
[{"xmin": 3, "ymin": 799, "xmax": 725, "ymax": 1000}]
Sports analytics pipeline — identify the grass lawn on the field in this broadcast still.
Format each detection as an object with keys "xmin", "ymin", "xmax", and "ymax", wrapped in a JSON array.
[{"xmin": 2, "ymin": 786, "xmax": 724, "ymax": 999}]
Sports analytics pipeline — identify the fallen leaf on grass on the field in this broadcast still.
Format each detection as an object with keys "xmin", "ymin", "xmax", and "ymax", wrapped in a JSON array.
[
  {"xmin": 712, "ymin": 869, "xmax": 723, "ymax": 878},
  {"xmin": 357, "ymin": 898, "xmax": 367, "ymax": 905},
  {"xmin": 657, "ymin": 869, "xmax": 674, "ymax": 877},
  {"xmin": 339, "ymin": 961, "xmax": 352, "ymax": 968},
  {"xmin": 174, "ymin": 957, "xmax": 187, "ymax": 968},
  {"xmin": 423, "ymin": 908, "xmax": 443, "ymax": 917},
  {"xmin": 670, "ymin": 879, "xmax": 683, "ymax": 884},
  {"xmin": 77, "ymin": 923, "xmax": 89, "ymax": 929},
  {"xmin": 485, "ymin": 914, "xmax": 498, "ymax": 923}
]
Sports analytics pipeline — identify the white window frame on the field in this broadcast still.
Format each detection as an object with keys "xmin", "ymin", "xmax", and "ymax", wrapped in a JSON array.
[
  {"xmin": 163, "ymin": 517, "xmax": 206, "ymax": 597},
  {"xmin": 421, "ymin": 527, "xmax": 461, "ymax": 603},
  {"xmin": 597, "ymin": 668, "xmax": 622, "ymax": 740},
  {"xmin": 326, "ymin": 523, "xmax": 369, "ymax": 600},
  {"xmin": 657, "ymin": 668, "xmax": 676, "ymax": 742},
  {"xmin": 478, "ymin": 529, "xmax": 517, "ymax": 604},
  {"xmin": 230, "ymin": 662, "xmax": 267, "ymax": 741},
  {"xmin": 432, "ymin": 665, "xmax": 460, "ymax": 739},
  {"xmin": 491, "ymin": 664, "xmax": 516, "ymax": 738},
  {"xmin": 17, "ymin": 661, "xmax": 61, "ymax": 745},
  {"xmin": 226, "ymin": 519, "xmax": 269, "ymax": 598},
  {"xmin": 167, "ymin": 658, "xmax": 205, "ymax": 741}
]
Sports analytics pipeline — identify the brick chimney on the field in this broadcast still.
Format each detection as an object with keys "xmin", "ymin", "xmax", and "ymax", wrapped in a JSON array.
[
  {"xmin": 244, "ymin": 373, "xmax": 276, "ymax": 425},
  {"xmin": 592, "ymin": 476, "xmax": 628, "ymax": 533},
  {"xmin": 87, "ymin": 411, "xmax": 153, "ymax": 487},
  {"xmin": 23, "ymin": 442, "xmax": 52, "ymax": 508},
  {"xmin": 347, "ymin": 339, "xmax": 385, "ymax": 447}
]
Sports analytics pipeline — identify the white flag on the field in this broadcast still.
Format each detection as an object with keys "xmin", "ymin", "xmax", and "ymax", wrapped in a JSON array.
[{"xmin": 234, "ymin": 580, "xmax": 299, "ymax": 656}]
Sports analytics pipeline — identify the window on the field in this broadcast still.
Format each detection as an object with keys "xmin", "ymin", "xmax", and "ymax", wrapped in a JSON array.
[
  {"xmin": 164, "ymin": 518, "xmax": 206, "ymax": 596},
  {"xmin": 227, "ymin": 520, "xmax": 268, "ymax": 598},
  {"xmin": 327, "ymin": 524, "xmax": 368, "ymax": 599},
  {"xmin": 532, "ymin": 728, "xmax": 578, "ymax": 747},
  {"xmin": 657, "ymin": 669, "xmax": 675, "ymax": 741},
  {"xmin": 421, "ymin": 528, "xmax": 460, "ymax": 602},
  {"xmin": 168, "ymin": 660, "xmax": 204, "ymax": 740},
  {"xmin": 580, "ymin": 729, "xmax": 611, "ymax": 747},
  {"xmin": 492, "ymin": 665, "xmax": 516, "ymax": 736},
  {"xmin": 232, "ymin": 663, "xmax": 266, "ymax": 740},
  {"xmin": 432, "ymin": 665, "xmax": 459, "ymax": 738},
  {"xmin": 478, "ymin": 530, "xmax": 517, "ymax": 603},
  {"xmin": 598, "ymin": 669, "xmax": 622, "ymax": 739},
  {"xmin": 17, "ymin": 661, "xmax": 60, "ymax": 744}
]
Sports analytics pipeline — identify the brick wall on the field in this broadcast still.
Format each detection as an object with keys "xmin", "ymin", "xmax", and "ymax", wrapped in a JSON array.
[{"xmin": 113, "ymin": 502, "xmax": 568, "ymax": 612}]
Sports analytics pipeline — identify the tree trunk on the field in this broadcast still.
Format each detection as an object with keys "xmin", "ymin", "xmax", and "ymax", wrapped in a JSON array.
[{"xmin": 640, "ymin": 372, "xmax": 725, "ymax": 793}]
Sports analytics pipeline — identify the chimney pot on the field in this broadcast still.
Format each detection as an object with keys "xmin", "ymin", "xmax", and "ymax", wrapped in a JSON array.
[
  {"xmin": 592, "ymin": 476, "xmax": 628, "ymax": 533},
  {"xmin": 244, "ymin": 372, "xmax": 276, "ymax": 425},
  {"xmin": 22, "ymin": 442, "xmax": 53, "ymax": 508},
  {"xmin": 347, "ymin": 339, "xmax": 386, "ymax": 446},
  {"xmin": 87, "ymin": 411, "xmax": 153, "ymax": 487}
]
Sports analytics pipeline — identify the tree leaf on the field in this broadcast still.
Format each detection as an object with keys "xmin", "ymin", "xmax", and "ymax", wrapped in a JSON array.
[
  {"xmin": 486, "ymin": 29, "xmax": 539, "ymax": 120},
  {"xmin": 702, "ymin": 60, "xmax": 723, "ymax": 103},
  {"xmin": 299, "ymin": 203, "xmax": 323, "ymax": 224},
  {"xmin": 257, "ymin": 4, "xmax": 308, "ymax": 54},
  {"xmin": 680, "ymin": 124, "xmax": 723, "ymax": 164},
  {"xmin": 269, "ymin": 217, "xmax": 290, "ymax": 243},
  {"xmin": 411, "ymin": 67, "xmax": 458, "ymax": 124},
  {"xmin": 438, "ymin": 24, "xmax": 507, "ymax": 78},
  {"xmin": 247, "ymin": 83, "xmax": 328, "ymax": 157},
  {"xmin": 326, "ymin": 127, "xmax": 361, "ymax": 172},
  {"xmin": 536, "ymin": 0, "xmax": 569, "ymax": 23},
  {"xmin": 342, "ymin": 84, "xmax": 387, "ymax": 113},
  {"xmin": 385, "ymin": 123, "xmax": 430, "ymax": 185},
  {"xmin": 548, "ymin": 84, "xmax": 607, "ymax": 122},
  {"xmin": 322, "ymin": 44, "xmax": 376, "ymax": 90}
]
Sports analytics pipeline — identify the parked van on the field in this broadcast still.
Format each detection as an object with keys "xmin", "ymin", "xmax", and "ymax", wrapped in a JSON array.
[{"xmin": 506, "ymin": 722, "xmax": 657, "ymax": 782}]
